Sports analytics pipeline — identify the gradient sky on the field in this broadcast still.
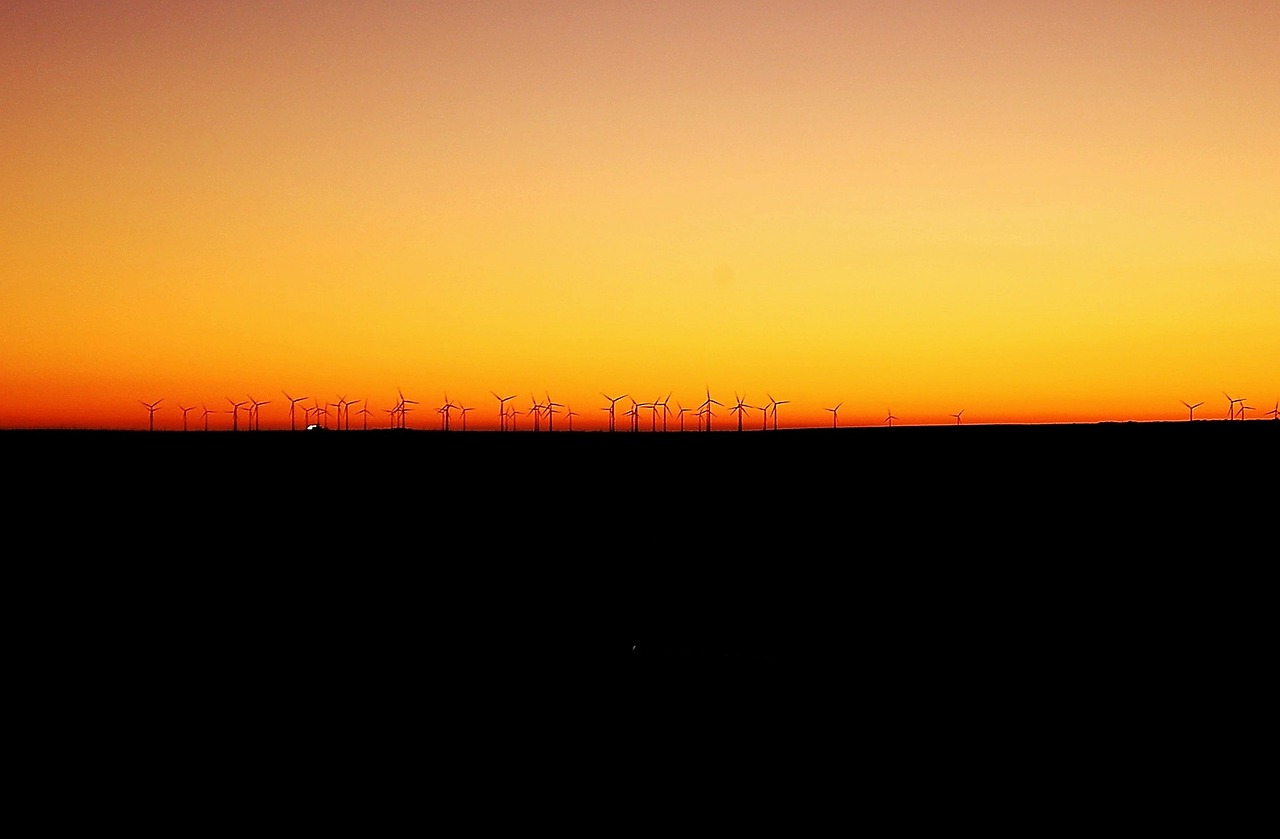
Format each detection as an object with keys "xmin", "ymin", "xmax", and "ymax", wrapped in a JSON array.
[{"xmin": 3, "ymin": 1, "xmax": 1277, "ymax": 430}]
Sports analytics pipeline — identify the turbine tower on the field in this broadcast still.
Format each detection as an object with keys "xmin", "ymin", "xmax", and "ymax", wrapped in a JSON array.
[
  {"xmin": 492, "ymin": 392, "xmax": 516, "ymax": 432},
  {"xmin": 601, "ymin": 392, "xmax": 627, "ymax": 432},
  {"xmin": 226, "ymin": 397, "xmax": 247, "ymax": 432},
  {"xmin": 544, "ymin": 393, "xmax": 563, "ymax": 432},
  {"xmin": 284, "ymin": 391, "xmax": 309, "ymax": 431},
  {"xmin": 768, "ymin": 394, "xmax": 789, "ymax": 430},
  {"xmin": 140, "ymin": 399, "xmax": 162, "ymax": 432},
  {"xmin": 1180, "ymin": 400, "xmax": 1203, "ymax": 422},
  {"xmin": 247, "ymin": 395, "xmax": 270, "ymax": 431},
  {"xmin": 699, "ymin": 386, "xmax": 723, "ymax": 432},
  {"xmin": 729, "ymin": 393, "xmax": 750, "ymax": 432}
]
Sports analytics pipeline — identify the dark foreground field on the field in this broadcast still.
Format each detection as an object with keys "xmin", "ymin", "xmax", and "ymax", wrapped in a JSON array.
[
  {"xmin": 11, "ymin": 419, "xmax": 1272, "ymax": 640},
  {"xmin": 7, "ymin": 421, "xmax": 1272, "ymax": 800}
]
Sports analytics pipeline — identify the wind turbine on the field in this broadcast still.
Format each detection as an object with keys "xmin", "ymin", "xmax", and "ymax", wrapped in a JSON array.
[
  {"xmin": 1267, "ymin": 400, "xmax": 1279, "ymax": 420},
  {"xmin": 676, "ymin": 403, "xmax": 691, "ymax": 432},
  {"xmin": 458, "ymin": 404, "xmax": 474, "ymax": 431},
  {"xmin": 656, "ymin": 393, "xmax": 672, "ymax": 432},
  {"xmin": 951, "ymin": 409, "xmax": 964, "ymax": 426},
  {"xmin": 626, "ymin": 397, "xmax": 641, "ymax": 432},
  {"xmin": 359, "ymin": 399, "xmax": 372, "ymax": 431},
  {"xmin": 492, "ymin": 392, "xmax": 516, "ymax": 431},
  {"xmin": 177, "ymin": 404, "xmax": 195, "ymax": 431},
  {"xmin": 140, "ymin": 399, "xmax": 162, "ymax": 432},
  {"xmin": 699, "ymin": 386, "xmax": 723, "ymax": 432},
  {"xmin": 528, "ymin": 394, "xmax": 544, "ymax": 432},
  {"xmin": 343, "ymin": 398, "xmax": 360, "ymax": 430},
  {"xmin": 247, "ymin": 395, "xmax": 270, "ymax": 431},
  {"xmin": 884, "ymin": 408, "xmax": 897, "ymax": 427},
  {"xmin": 601, "ymin": 393, "xmax": 627, "ymax": 433},
  {"xmin": 564, "ymin": 405, "xmax": 579, "ymax": 431},
  {"xmin": 1181, "ymin": 400, "xmax": 1204, "ymax": 421},
  {"xmin": 768, "ymin": 394, "xmax": 789, "ymax": 430},
  {"xmin": 311, "ymin": 398, "xmax": 330, "ymax": 430},
  {"xmin": 226, "ymin": 397, "xmax": 247, "ymax": 432},
  {"xmin": 641, "ymin": 396, "xmax": 659, "ymax": 432},
  {"xmin": 438, "ymin": 394, "xmax": 458, "ymax": 431},
  {"xmin": 328, "ymin": 395, "xmax": 348, "ymax": 431},
  {"xmin": 825, "ymin": 403, "xmax": 841, "ymax": 429},
  {"xmin": 397, "ymin": 388, "xmax": 417, "ymax": 429},
  {"xmin": 201, "ymin": 403, "xmax": 213, "ymax": 432},
  {"xmin": 284, "ymin": 391, "xmax": 309, "ymax": 431},
  {"xmin": 1223, "ymin": 392, "xmax": 1244, "ymax": 420},
  {"xmin": 729, "ymin": 393, "xmax": 751, "ymax": 432},
  {"xmin": 1238, "ymin": 401, "xmax": 1255, "ymax": 420},
  {"xmin": 544, "ymin": 393, "xmax": 563, "ymax": 432}
]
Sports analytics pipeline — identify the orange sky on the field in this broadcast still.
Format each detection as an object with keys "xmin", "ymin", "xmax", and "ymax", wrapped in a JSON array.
[{"xmin": 3, "ymin": 1, "xmax": 1277, "ymax": 430}]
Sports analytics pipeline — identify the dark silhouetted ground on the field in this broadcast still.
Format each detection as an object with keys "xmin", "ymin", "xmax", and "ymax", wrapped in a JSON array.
[{"xmin": 6, "ymin": 421, "xmax": 1272, "ymax": 710}]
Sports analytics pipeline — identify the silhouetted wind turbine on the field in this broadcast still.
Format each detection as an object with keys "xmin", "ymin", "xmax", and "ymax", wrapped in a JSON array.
[
  {"xmin": 544, "ymin": 393, "xmax": 563, "ymax": 431},
  {"xmin": 1267, "ymin": 400, "xmax": 1280, "ymax": 420},
  {"xmin": 177, "ymin": 404, "xmax": 195, "ymax": 431},
  {"xmin": 328, "ymin": 395, "xmax": 348, "ymax": 431},
  {"xmin": 884, "ymin": 409, "xmax": 897, "ymax": 427},
  {"xmin": 359, "ymin": 399, "xmax": 372, "ymax": 431},
  {"xmin": 201, "ymin": 403, "xmax": 213, "ymax": 432},
  {"xmin": 699, "ymin": 386, "xmax": 723, "ymax": 432},
  {"xmin": 247, "ymin": 395, "xmax": 270, "ymax": 431},
  {"xmin": 312, "ymin": 399, "xmax": 331, "ymax": 430},
  {"xmin": 729, "ymin": 393, "xmax": 751, "ymax": 431},
  {"xmin": 1238, "ymin": 401, "xmax": 1255, "ymax": 420},
  {"xmin": 826, "ymin": 403, "xmax": 841, "ymax": 429},
  {"xmin": 676, "ymin": 403, "xmax": 691, "ymax": 432},
  {"xmin": 626, "ymin": 397, "xmax": 641, "ymax": 432},
  {"xmin": 951, "ymin": 409, "xmax": 964, "ymax": 426},
  {"xmin": 528, "ymin": 395, "xmax": 544, "ymax": 432},
  {"xmin": 656, "ymin": 393, "xmax": 672, "ymax": 432},
  {"xmin": 284, "ymin": 391, "xmax": 308, "ymax": 431},
  {"xmin": 601, "ymin": 393, "xmax": 627, "ymax": 432},
  {"xmin": 768, "ymin": 394, "xmax": 789, "ymax": 430},
  {"xmin": 397, "ymin": 388, "xmax": 417, "ymax": 429},
  {"xmin": 564, "ymin": 405, "xmax": 578, "ymax": 431},
  {"xmin": 1181, "ymin": 400, "xmax": 1203, "ymax": 421},
  {"xmin": 1223, "ymin": 392, "xmax": 1243, "ymax": 420},
  {"xmin": 640, "ymin": 397, "xmax": 658, "ymax": 432},
  {"xmin": 140, "ymin": 399, "xmax": 162, "ymax": 432},
  {"xmin": 226, "ymin": 397, "xmax": 247, "ymax": 432},
  {"xmin": 438, "ymin": 394, "xmax": 458, "ymax": 431},
  {"xmin": 343, "ymin": 398, "xmax": 361, "ymax": 430},
  {"xmin": 492, "ymin": 392, "xmax": 516, "ymax": 431},
  {"xmin": 458, "ymin": 403, "xmax": 474, "ymax": 431}
]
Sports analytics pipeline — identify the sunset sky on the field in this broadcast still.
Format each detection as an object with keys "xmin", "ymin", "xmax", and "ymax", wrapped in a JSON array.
[{"xmin": 3, "ymin": 1, "xmax": 1277, "ymax": 430}]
